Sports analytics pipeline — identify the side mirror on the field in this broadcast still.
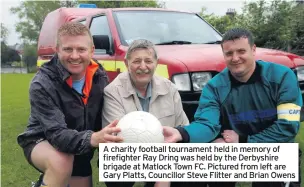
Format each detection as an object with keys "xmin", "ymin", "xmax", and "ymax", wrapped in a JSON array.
[{"xmin": 92, "ymin": 35, "xmax": 113, "ymax": 55}]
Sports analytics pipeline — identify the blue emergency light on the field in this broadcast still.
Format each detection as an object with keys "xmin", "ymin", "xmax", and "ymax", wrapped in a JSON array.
[{"xmin": 77, "ymin": 4, "xmax": 97, "ymax": 8}]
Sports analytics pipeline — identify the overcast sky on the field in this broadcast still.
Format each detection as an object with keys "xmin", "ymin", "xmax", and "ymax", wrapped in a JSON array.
[{"xmin": 1, "ymin": 0, "xmax": 249, "ymax": 45}]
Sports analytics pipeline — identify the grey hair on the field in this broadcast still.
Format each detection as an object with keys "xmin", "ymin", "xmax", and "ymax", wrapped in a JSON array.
[{"xmin": 125, "ymin": 39, "xmax": 158, "ymax": 61}]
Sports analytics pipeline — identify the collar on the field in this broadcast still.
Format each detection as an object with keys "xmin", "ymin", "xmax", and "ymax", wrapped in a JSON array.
[
  {"xmin": 135, "ymin": 82, "xmax": 152, "ymax": 99},
  {"xmin": 229, "ymin": 62, "xmax": 261, "ymax": 86},
  {"xmin": 54, "ymin": 55, "xmax": 71, "ymax": 82}
]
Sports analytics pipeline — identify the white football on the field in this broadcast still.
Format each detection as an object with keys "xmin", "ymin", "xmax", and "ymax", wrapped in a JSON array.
[{"xmin": 117, "ymin": 111, "xmax": 164, "ymax": 143}]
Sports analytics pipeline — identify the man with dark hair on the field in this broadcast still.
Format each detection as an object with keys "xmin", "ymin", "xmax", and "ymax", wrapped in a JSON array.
[
  {"xmin": 17, "ymin": 22, "xmax": 123, "ymax": 187},
  {"xmin": 163, "ymin": 28, "xmax": 302, "ymax": 187}
]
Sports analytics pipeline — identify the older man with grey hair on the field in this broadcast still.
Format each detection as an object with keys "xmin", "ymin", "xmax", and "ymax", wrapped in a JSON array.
[{"xmin": 102, "ymin": 39, "xmax": 189, "ymax": 187}]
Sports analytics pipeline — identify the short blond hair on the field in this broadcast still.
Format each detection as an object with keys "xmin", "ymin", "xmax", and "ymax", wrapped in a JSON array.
[{"xmin": 56, "ymin": 22, "xmax": 93, "ymax": 46}]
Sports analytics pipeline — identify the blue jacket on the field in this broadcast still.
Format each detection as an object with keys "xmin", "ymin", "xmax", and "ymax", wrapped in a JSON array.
[{"xmin": 183, "ymin": 60, "xmax": 302, "ymax": 143}]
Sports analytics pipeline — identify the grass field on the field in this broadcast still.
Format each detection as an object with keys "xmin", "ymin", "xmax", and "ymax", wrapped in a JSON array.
[{"xmin": 1, "ymin": 73, "xmax": 304, "ymax": 187}]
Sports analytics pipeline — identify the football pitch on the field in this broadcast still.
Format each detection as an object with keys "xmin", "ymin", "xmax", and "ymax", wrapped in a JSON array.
[{"xmin": 1, "ymin": 73, "xmax": 303, "ymax": 187}]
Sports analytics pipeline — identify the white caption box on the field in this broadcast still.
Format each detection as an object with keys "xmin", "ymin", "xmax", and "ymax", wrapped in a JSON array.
[{"xmin": 99, "ymin": 143, "xmax": 299, "ymax": 182}]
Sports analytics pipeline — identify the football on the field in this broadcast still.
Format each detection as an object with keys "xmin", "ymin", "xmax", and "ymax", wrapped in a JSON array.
[{"xmin": 117, "ymin": 111, "xmax": 164, "ymax": 143}]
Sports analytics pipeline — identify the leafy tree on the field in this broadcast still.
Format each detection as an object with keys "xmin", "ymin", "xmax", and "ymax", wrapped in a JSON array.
[
  {"xmin": 10, "ymin": 1, "xmax": 75, "ymax": 44},
  {"xmin": 233, "ymin": 0, "xmax": 269, "ymax": 47},
  {"xmin": 200, "ymin": 0, "xmax": 304, "ymax": 55},
  {"xmin": 22, "ymin": 43, "xmax": 38, "ymax": 73},
  {"xmin": 236, "ymin": 0, "xmax": 303, "ymax": 54},
  {"xmin": 1, "ymin": 41, "xmax": 21, "ymax": 66},
  {"xmin": 199, "ymin": 7, "xmax": 238, "ymax": 34},
  {"xmin": 1, "ymin": 23, "xmax": 9, "ymax": 42},
  {"xmin": 264, "ymin": 0, "xmax": 294, "ymax": 50},
  {"xmin": 290, "ymin": 3, "xmax": 304, "ymax": 55},
  {"xmin": 207, "ymin": 15, "xmax": 237, "ymax": 34},
  {"xmin": 1, "ymin": 41, "xmax": 9, "ymax": 65}
]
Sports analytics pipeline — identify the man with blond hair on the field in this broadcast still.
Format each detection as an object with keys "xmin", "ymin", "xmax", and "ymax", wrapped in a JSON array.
[{"xmin": 17, "ymin": 22, "xmax": 122, "ymax": 187}]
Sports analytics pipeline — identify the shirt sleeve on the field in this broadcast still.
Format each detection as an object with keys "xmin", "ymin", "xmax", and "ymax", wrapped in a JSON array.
[
  {"xmin": 172, "ymin": 85, "xmax": 189, "ymax": 127},
  {"xmin": 247, "ymin": 69, "xmax": 302, "ymax": 143},
  {"xmin": 183, "ymin": 83, "xmax": 222, "ymax": 143},
  {"xmin": 102, "ymin": 85, "xmax": 126, "ymax": 128}
]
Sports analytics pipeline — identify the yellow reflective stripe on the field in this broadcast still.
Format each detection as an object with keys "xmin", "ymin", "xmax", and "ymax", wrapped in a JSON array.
[
  {"xmin": 277, "ymin": 103, "xmax": 301, "ymax": 121},
  {"xmin": 115, "ymin": 61, "xmax": 169, "ymax": 78},
  {"xmin": 155, "ymin": 64, "xmax": 169, "ymax": 79},
  {"xmin": 278, "ymin": 114, "xmax": 300, "ymax": 121},
  {"xmin": 98, "ymin": 60, "xmax": 169, "ymax": 79},
  {"xmin": 116, "ymin": 61, "xmax": 128, "ymax": 72},
  {"xmin": 98, "ymin": 60, "xmax": 116, "ymax": 71},
  {"xmin": 37, "ymin": 60, "xmax": 48, "ymax": 67},
  {"xmin": 38, "ymin": 59, "xmax": 169, "ymax": 79}
]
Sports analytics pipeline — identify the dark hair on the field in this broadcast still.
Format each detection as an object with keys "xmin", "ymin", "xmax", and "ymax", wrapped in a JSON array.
[{"xmin": 221, "ymin": 28, "xmax": 254, "ymax": 47}]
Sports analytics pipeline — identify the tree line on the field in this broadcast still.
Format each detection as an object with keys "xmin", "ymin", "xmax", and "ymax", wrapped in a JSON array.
[
  {"xmin": 1, "ymin": 23, "xmax": 21, "ymax": 66},
  {"xmin": 200, "ymin": 0, "xmax": 304, "ymax": 55}
]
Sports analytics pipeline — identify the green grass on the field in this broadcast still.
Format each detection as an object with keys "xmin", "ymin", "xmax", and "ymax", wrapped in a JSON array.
[
  {"xmin": 1, "ymin": 73, "xmax": 303, "ymax": 187},
  {"xmin": 0, "ymin": 74, "xmax": 142, "ymax": 187}
]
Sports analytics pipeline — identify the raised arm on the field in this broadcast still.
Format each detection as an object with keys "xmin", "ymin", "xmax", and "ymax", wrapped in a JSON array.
[{"xmin": 181, "ymin": 83, "xmax": 222, "ymax": 143}]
